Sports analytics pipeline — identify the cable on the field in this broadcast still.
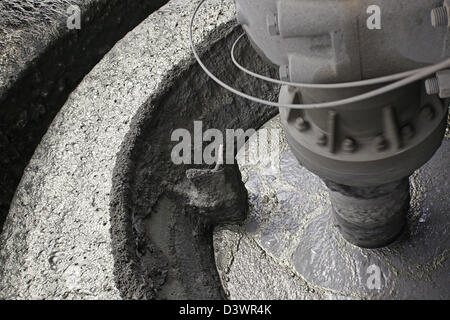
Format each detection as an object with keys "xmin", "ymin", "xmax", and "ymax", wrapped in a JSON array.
[
  {"xmin": 190, "ymin": 0, "xmax": 450, "ymax": 109},
  {"xmin": 231, "ymin": 33, "xmax": 432, "ymax": 89}
]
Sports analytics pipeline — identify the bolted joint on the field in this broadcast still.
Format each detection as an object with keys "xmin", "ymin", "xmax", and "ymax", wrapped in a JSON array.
[
  {"xmin": 374, "ymin": 135, "xmax": 388, "ymax": 151},
  {"xmin": 317, "ymin": 133, "xmax": 328, "ymax": 146},
  {"xmin": 431, "ymin": 0, "xmax": 450, "ymax": 27},
  {"xmin": 425, "ymin": 77, "xmax": 439, "ymax": 95},
  {"xmin": 425, "ymin": 69, "xmax": 450, "ymax": 98},
  {"xmin": 431, "ymin": 6, "xmax": 448, "ymax": 27},
  {"xmin": 342, "ymin": 138, "xmax": 357, "ymax": 153}
]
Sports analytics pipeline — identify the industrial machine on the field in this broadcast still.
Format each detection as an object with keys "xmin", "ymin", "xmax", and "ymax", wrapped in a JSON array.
[{"xmin": 191, "ymin": 0, "xmax": 450, "ymax": 248}]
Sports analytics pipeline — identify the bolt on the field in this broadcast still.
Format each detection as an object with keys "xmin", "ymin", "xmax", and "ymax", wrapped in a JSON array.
[
  {"xmin": 374, "ymin": 135, "xmax": 388, "ymax": 151},
  {"xmin": 317, "ymin": 133, "xmax": 328, "ymax": 146},
  {"xmin": 401, "ymin": 124, "xmax": 415, "ymax": 140},
  {"xmin": 431, "ymin": 6, "xmax": 448, "ymax": 27},
  {"xmin": 425, "ymin": 77, "xmax": 439, "ymax": 95},
  {"xmin": 342, "ymin": 138, "xmax": 357, "ymax": 153},
  {"xmin": 294, "ymin": 117, "xmax": 309, "ymax": 132},
  {"xmin": 267, "ymin": 13, "xmax": 279, "ymax": 36},
  {"xmin": 420, "ymin": 105, "xmax": 435, "ymax": 121}
]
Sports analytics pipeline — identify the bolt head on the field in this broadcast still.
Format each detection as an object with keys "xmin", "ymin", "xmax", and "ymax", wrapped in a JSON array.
[
  {"xmin": 294, "ymin": 117, "xmax": 309, "ymax": 132},
  {"xmin": 317, "ymin": 134, "xmax": 328, "ymax": 146},
  {"xmin": 425, "ymin": 77, "xmax": 439, "ymax": 95},
  {"xmin": 342, "ymin": 138, "xmax": 357, "ymax": 153},
  {"xmin": 431, "ymin": 6, "xmax": 449, "ymax": 27},
  {"xmin": 374, "ymin": 135, "xmax": 388, "ymax": 151}
]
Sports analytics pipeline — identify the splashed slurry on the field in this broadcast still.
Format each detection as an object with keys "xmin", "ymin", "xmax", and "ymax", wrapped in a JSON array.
[
  {"xmin": 214, "ymin": 116, "xmax": 449, "ymax": 300},
  {"xmin": 109, "ymin": 26, "xmax": 278, "ymax": 299}
]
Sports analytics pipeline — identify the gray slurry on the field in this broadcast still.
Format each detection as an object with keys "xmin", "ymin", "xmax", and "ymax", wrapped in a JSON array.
[{"xmin": 215, "ymin": 116, "xmax": 449, "ymax": 300}]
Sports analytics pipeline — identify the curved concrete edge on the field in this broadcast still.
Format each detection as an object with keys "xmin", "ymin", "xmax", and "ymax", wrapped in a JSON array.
[
  {"xmin": 109, "ymin": 28, "xmax": 278, "ymax": 299},
  {"xmin": 0, "ymin": 0, "xmax": 84, "ymax": 97},
  {"xmin": 0, "ymin": 0, "xmax": 236, "ymax": 299},
  {"xmin": 0, "ymin": 0, "xmax": 165, "ymax": 97},
  {"xmin": 0, "ymin": 0, "xmax": 169, "ymax": 232}
]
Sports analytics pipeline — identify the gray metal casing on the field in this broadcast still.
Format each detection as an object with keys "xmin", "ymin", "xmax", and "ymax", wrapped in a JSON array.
[
  {"xmin": 236, "ymin": 0, "xmax": 450, "ymax": 83},
  {"xmin": 236, "ymin": 0, "xmax": 449, "ymax": 187}
]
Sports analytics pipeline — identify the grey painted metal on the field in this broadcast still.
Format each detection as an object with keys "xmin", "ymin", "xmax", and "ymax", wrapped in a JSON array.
[
  {"xmin": 425, "ymin": 70, "xmax": 450, "ymax": 98},
  {"xmin": 325, "ymin": 179, "xmax": 410, "ymax": 248},
  {"xmin": 235, "ymin": 0, "xmax": 449, "ymax": 247},
  {"xmin": 278, "ymin": 85, "xmax": 448, "ymax": 187},
  {"xmin": 236, "ymin": 0, "xmax": 450, "ymax": 82}
]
